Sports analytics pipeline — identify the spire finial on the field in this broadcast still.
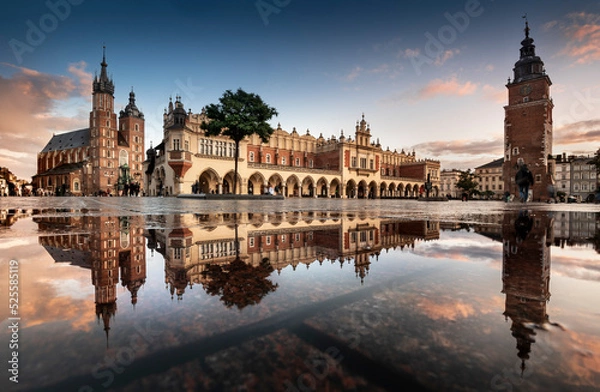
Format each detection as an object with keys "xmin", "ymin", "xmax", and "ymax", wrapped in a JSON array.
[
  {"xmin": 522, "ymin": 14, "xmax": 529, "ymax": 38},
  {"xmin": 102, "ymin": 44, "xmax": 106, "ymax": 65}
]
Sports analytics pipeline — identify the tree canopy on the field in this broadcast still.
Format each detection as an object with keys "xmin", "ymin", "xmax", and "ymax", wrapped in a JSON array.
[
  {"xmin": 456, "ymin": 169, "xmax": 480, "ymax": 199},
  {"xmin": 201, "ymin": 89, "xmax": 278, "ymax": 194}
]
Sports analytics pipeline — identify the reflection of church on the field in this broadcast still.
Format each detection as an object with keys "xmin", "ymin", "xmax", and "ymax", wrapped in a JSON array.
[
  {"xmin": 147, "ymin": 212, "xmax": 440, "ymax": 299},
  {"xmin": 501, "ymin": 211, "xmax": 553, "ymax": 372},
  {"xmin": 36, "ymin": 215, "xmax": 146, "ymax": 342}
]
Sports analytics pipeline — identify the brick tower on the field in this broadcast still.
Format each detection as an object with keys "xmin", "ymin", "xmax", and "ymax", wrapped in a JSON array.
[
  {"xmin": 503, "ymin": 21, "xmax": 554, "ymax": 201},
  {"xmin": 89, "ymin": 47, "xmax": 118, "ymax": 195}
]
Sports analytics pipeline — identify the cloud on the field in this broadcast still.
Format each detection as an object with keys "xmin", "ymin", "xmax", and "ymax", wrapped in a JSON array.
[
  {"xmin": 434, "ymin": 49, "xmax": 460, "ymax": 66},
  {"xmin": 554, "ymin": 119, "xmax": 600, "ymax": 145},
  {"xmin": 413, "ymin": 138, "xmax": 502, "ymax": 158},
  {"xmin": 342, "ymin": 66, "xmax": 363, "ymax": 82},
  {"xmin": 482, "ymin": 84, "xmax": 505, "ymax": 103},
  {"xmin": 0, "ymin": 62, "xmax": 92, "ymax": 180},
  {"xmin": 554, "ymin": 12, "xmax": 600, "ymax": 65},
  {"xmin": 416, "ymin": 76, "xmax": 477, "ymax": 100}
]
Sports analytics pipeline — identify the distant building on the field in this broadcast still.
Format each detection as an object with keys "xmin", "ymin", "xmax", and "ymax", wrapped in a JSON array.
[
  {"xmin": 33, "ymin": 49, "xmax": 145, "ymax": 196},
  {"xmin": 503, "ymin": 21, "xmax": 554, "ymax": 202},
  {"xmin": 440, "ymin": 169, "xmax": 462, "ymax": 199},
  {"xmin": 568, "ymin": 155, "xmax": 597, "ymax": 202},
  {"xmin": 475, "ymin": 158, "xmax": 504, "ymax": 199},
  {"xmin": 144, "ymin": 101, "xmax": 440, "ymax": 198}
]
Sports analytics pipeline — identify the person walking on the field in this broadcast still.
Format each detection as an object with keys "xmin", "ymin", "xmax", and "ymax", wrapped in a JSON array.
[{"xmin": 515, "ymin": 163, "xmax": 534, "ymax": 202}]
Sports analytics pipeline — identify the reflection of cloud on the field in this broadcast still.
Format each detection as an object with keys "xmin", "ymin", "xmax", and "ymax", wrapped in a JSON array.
[
  {"xmin": 0, "ymin": 62, "xmax": 91, "ymax": 179},
  {"xmin": 552, "ymin": 250, "xmax": 600, "ymax": 282},
  {"xmin": 0, "ymin": 240, "xmax": 95, "ymax": 332},
  {"xmin": 418, "ymin": 297, "xmax": 475, "ymax": 321}
]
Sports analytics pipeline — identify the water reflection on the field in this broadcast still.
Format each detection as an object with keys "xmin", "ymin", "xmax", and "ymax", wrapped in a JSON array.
[
  {"xmin": 501, "ymin": 210, "xmax": 554, "ymax": 376},
  {"xmin": 1, "ymin": 208, "xmax": 599, "ymax": 391},
  {"xmin": 34, "ymin": 215, "xmax": 147, "ymax": 345}
]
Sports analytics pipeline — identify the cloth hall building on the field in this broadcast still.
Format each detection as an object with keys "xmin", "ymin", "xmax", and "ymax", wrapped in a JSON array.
[{"xmin": 144, "ymin": 97, "xmax": 440, "ymax": 198}]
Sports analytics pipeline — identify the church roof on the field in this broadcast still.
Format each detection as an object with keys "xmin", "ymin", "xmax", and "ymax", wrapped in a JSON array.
[
  {"xmin": 37, "ymin": 162, "xmax": 85, "ymax": 176},
  {"xmin": 41, "ymin": 128, "xmax": 90, "ymax": 153}
]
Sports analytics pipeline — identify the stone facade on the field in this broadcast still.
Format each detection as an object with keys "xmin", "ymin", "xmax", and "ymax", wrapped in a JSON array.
[
  {"xmin": 145, "ymin": 100, "xmax": 440, "ymax": 198},
  {"xmin": 475, "ymin": 158, "xmax": 504, "ymax": 199}
]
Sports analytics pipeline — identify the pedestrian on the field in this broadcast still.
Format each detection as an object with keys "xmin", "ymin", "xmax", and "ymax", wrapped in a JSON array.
[{"xmin": 515, "ymin": 164, "xmax": 533, "ymax": 202}]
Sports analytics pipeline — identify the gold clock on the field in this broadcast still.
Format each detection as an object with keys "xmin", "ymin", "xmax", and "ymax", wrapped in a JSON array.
[{"xmin": 520, "ymin": 84, "xmax": 532, "ymax": 96}]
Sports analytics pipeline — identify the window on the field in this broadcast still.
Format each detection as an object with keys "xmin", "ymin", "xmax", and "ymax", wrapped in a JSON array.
[
  {"xmin": 281, "ymin": 157, "xmax": 286, "ymax": 165},
  {"xmin": 266, "ymin": 153, "xmax": 271, "ymax": 163},
  {"xmin": 295, "ymin": 158, "xmax": 300, "ymax": 166},
  {"xmin": 266, "ymin": 236, "xmax": 271, "ymax": 246},
  {"xmin": 281, "ymin": 235, "xmax": 286, "ymax": 243},
  {"xmin": 360, "ymin": 158, "xmax": 367, "ymax": 169},
  {"xmin": 369, "ymin": 159, "xmax": 374, "ymax": 170},
  {"xmin": 249, "ymin": 237, "xmax": 255, "ymax": 247},
  {"xmin": 173, "ymin": 138, "xmax": 180, "ymax": 150},
  {"xmin": 184, "ymin": 140, "xmax": 189, "ymax": 151},
  {"xmin": 135, "ymin": 124, "xmax": 139, "ymax": 131},
  {"xmin": 513, "ymin": 147, "xmax": 519, "ymax": 155},
  {"xmin": 249, "ymin": 151, "xmax": 255, "ymax": 162},
  {"xmin": 351, "ymin": 157, "xmax": 357, "ymax": 167}
]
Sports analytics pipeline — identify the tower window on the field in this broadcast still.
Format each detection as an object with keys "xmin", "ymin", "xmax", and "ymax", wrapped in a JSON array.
[{"xmin": 512, "ymin": 147, "xmax": 519, "ymax": 155}]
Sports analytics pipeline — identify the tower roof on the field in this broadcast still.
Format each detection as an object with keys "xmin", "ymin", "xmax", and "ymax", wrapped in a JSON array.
[
  {"xmin": 512, "ymin": 20, "xmax": 547, "ymax": 84},
  {"xmin": 93, "ymin": 46, "xmax": 115, "ymax": 96},
  {"xmin": 119, "ymin": 89, "xmax": 144, "ymax": 119}
]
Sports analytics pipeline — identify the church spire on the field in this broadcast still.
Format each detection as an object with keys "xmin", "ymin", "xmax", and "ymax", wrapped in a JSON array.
[{"xmin": 93, "ymin": 45, "xmax": 115, "ymax": 96}]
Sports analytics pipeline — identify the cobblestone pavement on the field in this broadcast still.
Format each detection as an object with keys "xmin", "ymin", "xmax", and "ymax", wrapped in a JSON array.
[{"xmin": 1, "ymin": 196, "xmax": 596, "ymax": 220}]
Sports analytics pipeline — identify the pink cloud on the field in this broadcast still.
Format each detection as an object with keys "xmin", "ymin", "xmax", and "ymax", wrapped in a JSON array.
[
  {"xmin": 555, "ymin": 12, "xmax": 600, "ymax": 65},
  {"xmin": 554, "ymin": 119, "xmax": 600, "ymax": 145},
  {"xmin": 0, "ymin": 62, "xmax": 92, "ymax": 179},
  {"xmin": 417, "ymin": 76, "xmax": 477, "ymax": 99}
]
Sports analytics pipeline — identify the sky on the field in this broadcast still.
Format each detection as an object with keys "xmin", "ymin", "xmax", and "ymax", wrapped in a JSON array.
[{"xmin": 1, "ymin": 0, "xmax": 599, "ymax": 180}]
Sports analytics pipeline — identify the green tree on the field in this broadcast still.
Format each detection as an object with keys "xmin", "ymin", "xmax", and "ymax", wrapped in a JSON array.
[
  {"xmin": 456, "ymin": 169, "xmax": 480, "ymax": 199},
  {"xmin": 201, "ymin": 88, "xmax": 278, "ymax": 194}
]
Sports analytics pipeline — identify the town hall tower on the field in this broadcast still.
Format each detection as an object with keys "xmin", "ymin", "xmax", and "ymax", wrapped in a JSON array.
[{"xmin": 503, "ymin": 21, "xmax": 554, "ymax": 201}]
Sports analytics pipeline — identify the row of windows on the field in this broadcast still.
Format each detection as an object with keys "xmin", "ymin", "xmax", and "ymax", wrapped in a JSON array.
[
  {"xmin": 248, "ymin": 233, "xmax": 310, "ymax": 247},
  {"xmin": 198, "ymin": 139, "xmax": 234, "ymax": 157},
  {"xmin": 248, "ymin": 151, "xmax": 314, "ymax": 168}
]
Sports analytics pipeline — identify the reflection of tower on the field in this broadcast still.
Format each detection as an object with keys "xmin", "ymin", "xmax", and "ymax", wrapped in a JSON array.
[
  {"xmin": 502, "ymin": 211, "xmax": 553, "ymax": 372},
  {"xmin": 89, "ymin": 216, "xmax": 120, "ymax": 345},
  {"xmin": 165, "ymin": 223, "xmax": 193, "ymax": 300},
  {"xmin": 119, "ymin": 217, "xmax": 147, "ymax": 306},
  {"xmin": 36, "ymin": 215, "xmax": 146, "ymax": 346}
]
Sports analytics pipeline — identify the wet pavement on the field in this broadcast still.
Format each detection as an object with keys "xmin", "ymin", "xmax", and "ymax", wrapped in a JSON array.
[{"xmin": 0, "ymin": 197, "xmax": 599, "ymax": 391}]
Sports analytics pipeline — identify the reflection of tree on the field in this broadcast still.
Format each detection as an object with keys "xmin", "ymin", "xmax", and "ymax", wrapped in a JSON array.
[{"xmin": 201, "ymin": 257, "xmax": 278, "ymax": 309}]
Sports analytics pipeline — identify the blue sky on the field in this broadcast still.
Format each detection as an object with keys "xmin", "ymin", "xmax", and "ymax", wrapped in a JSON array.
[{"xmin": 1, "ymin": 0, "xmax": 599, "ymax": 179}]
